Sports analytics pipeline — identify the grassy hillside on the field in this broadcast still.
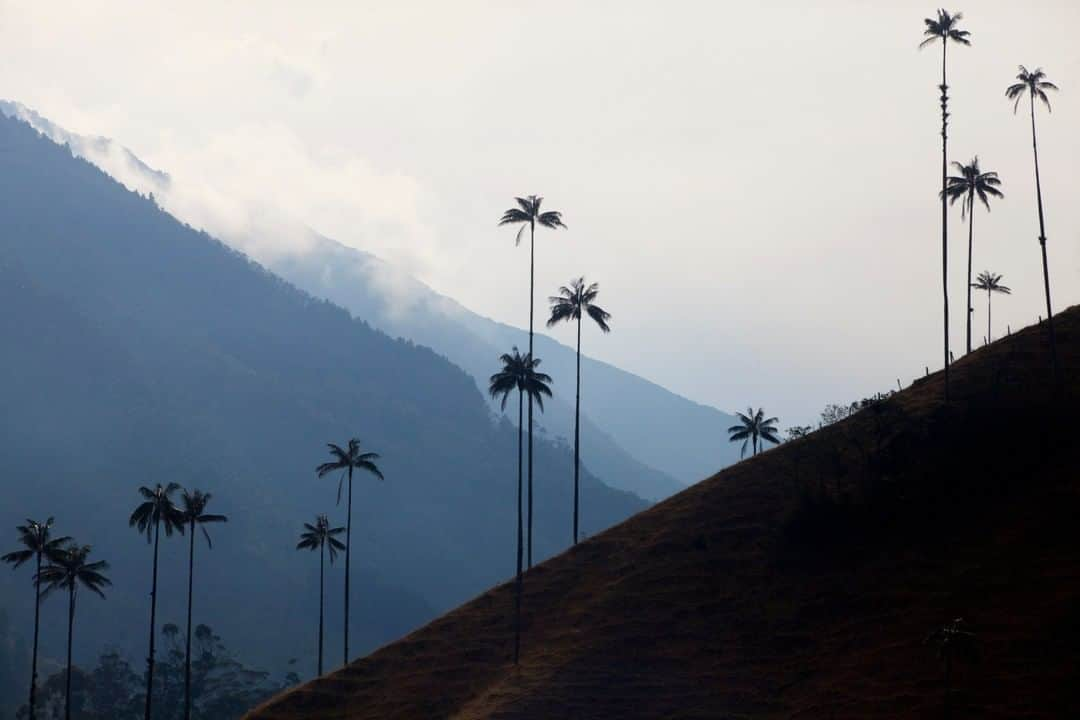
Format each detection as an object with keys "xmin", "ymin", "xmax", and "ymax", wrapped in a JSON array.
[{"xmin": 247, "ymin": 307, "xmax": 1080, "ymax": 719}]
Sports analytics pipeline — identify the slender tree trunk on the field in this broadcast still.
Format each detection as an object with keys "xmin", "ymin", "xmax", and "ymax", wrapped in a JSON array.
[
  {"xmin": 573, "ymin": 314, "xmax": 582, "ymax": 545},
  {"xmin": 987, "ymin": 288, "xmax": 992, "ymax": 344},
  {"xmin": 144, "ymin": 519, "xmax": 161, "ymax": 720},
  {"xmin": 318, "ymin": 542, "xmax": 325, "ymax": 677},
  {"xmin": 184, "ymin": 520, "xmax": 195, "ymax": 720},
  {"xmin": 1029, "ymin": 94, "xmax": 1060, "ymax": 381},
  {"xmin": 966, "ymin": 193, "xmax": 975, "ymax": 354},
  {"xmin": 940, "ymin": 40, "xmax": 951, "ymax": 401},
  {"xmin": 515, "ymin": 390, "xmax": 524, "ymax": 664},
  {"xmin": 344, "ymin": 465, "xmax": 353, "ymax": 665},
  {"xmin": 527, "ymin": 220, "xmax": 535, "ymax": 569},
  {"xmin": 29, "ymin": 553, "xmax": 41, "ymax": 720},
  {"xmin": 65, "ymin": 587, "xmax": 75, "ymax": 720}
]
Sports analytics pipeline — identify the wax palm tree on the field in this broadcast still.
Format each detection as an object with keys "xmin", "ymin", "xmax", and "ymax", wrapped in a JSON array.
[
  {"xmin": 499, "ymin": 195, "xmax": 566, "ymax": 568},
  {"xmin": 489, "ymin": 347, "xmax": 553, "ymax": 664},
  {"xmin": 727, "ymin": 408, "xmax": 781, "ymax": 458},
  {"xmin": 1006, "ymin": 66, "xmax": 1061, "ymax": 379},
  {"xmin": 2, "ymin": 518, "xmax": 70, "ymax": 720},
  {"xmin": 971, "ymin": 271, "xmax": 1010, "ymax": 344},
  {"xmin": 296, "ymin": 515, "xmax": 346, "ymax": 677},
  {"xmin": 547, "ymin": 278, "xmax": 611, "ymax": 545},
  {"xmin": 316, "ymin": 439, "xmax": 383, "ymax": 665},
  {"xmin": 926, "ymin": 618, "xmax": 977, "ymax": 719},
  {"xmin": 38, "ymin": 543, "xmax": 110, "ymax": 720},
  {"xmin": 129, "ymin": 483, "xmax": 186, "ymax": 720},
  {"xmin": 942, "ymin": 157, "xmax": 1004, "ymax": 354},
  {"xmin": 178, "ymin": 490, "xmax": 226, "ymax": 720},
  {"xmin": 920, "ymin": 9, "xmax": 971, "ymax": 401}
]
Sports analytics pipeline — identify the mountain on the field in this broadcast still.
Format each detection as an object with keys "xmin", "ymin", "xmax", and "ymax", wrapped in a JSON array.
[
  {"xmin": 0, "ymin": 112, "xmax": 647, "ymax": 683},
  {"xmin": 0, "ymin": 100, "xmax": 741, "ymax": 499},
  {"xmin": 247, "ymin": 307, "xmax": 1080, "ymax": 719}
]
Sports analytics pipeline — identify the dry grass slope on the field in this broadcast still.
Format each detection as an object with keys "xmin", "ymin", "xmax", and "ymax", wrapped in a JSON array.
[{"xmin": 247, "ymin": 308, "xmax": 1080, "ymax": 719}]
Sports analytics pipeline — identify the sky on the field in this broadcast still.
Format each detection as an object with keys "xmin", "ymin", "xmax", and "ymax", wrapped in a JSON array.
[{"xmin": 1, "ymin": 1, "xmax": 1078, "ymax": 426}]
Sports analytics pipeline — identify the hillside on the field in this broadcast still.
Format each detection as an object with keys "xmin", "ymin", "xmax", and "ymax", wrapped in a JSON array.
[
  {"xmin": 247, "ymin": 307, "xmax": 1080, "ymax": 719},
  {"xmin": 0, "ymin": 112, "xmax": 647, "ymax": 679}
]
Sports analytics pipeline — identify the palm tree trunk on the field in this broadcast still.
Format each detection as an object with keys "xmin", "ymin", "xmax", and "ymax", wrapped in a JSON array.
[
  {"xmin": 987, "ymin": 288, "xmax": 992, "ymax": 344},
  {"xmin": 527, "ymin": 220, "xmax": 535, "ymax": 569},
  {"xmin": 184, "ymin": 520, "xmax": 195, "ymax": 720},
  {"xmin": 1029, "ymin": 94, "xmax": 1060, "ymax": 382},
  {"xmin": 966, "ymin": 194, "xmax": 974, "ymax": 354},
  {"xmin": 940, "ymin": 39, "xmax": 951, "ymax": 401},
  {"xmin": 29, "ymin": 552, "xmax": 41, "ymax": 720},
  {"xmin": 65, "ymin": 587, "xmax": 75, "ymax": 720},
  {"xmin": 573, "ymin": 313, "xmax": 582, "ymax": 545},
  {"xmin": 144, "ymin": 519, "xmax": 161, "ymax": 720},
  {"xmin": 344, "ymin": 465, "xmax": 353, "ymax": 665},
  {"xmin": 515, "ymin": 389, "xmax": 524, "ymax": 664},
  {"xmin": 318, "ymin": 542, "xmax": 325, "ymax": 676}
]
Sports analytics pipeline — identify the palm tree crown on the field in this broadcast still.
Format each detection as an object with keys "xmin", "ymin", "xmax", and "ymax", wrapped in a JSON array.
[
  {"xmin": 488, "ymin": 348, "xmax": 553, "ymax": 411},
  {"xmin": 297, "ymin": 515, "xmax": 346, "ymax": 562},
  {"xmin": 727, "ymin": 408, "xmax": 781, "ymax": 458},
  {"xmin": 547, "ymin": 278, "xmax": 612, "ymax": 333},
  {"xmin": 180, "ymin": 490, "xmax": 228, "ymax": 546},
  {"xmin": 942, "ymin": 157, "xmax": 1004, "ymax": 217},
  {"xmin": 2, "ymin": 517, "xmax": 69, "ymax": 569},
  {"xmin": 316, "ymin": 439, "xmax": 384, "ymax": 502},
  {"xmin": 919, "ymin": 9, "xmax": 970, "ymax": 49},
  {"xmin": 38, "ymin": 544, "xmax": 111, "ymax": 599},
  {"xmin": 971, "ymin": 271, "xmax": 1010, "ymax": 295},
  {"xmin": 129, "ymin": 483, "xmax": 187, "ymax": 540},
  {"xmin": 1006, "ymin": 66, "xmax": 1059, "ymax": 112},
  {"xmin": 497, "ymin": 195, "xmax": 567, "ymax": 245}
]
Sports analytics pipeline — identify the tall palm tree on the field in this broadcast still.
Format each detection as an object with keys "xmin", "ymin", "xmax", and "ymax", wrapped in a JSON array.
[
  {"xmin": 498, "ymin": 195, "xmax": 566, "ymax": 568},
  {"xmin": 296, "ymin": 514, "xmax": 346, "ymax": 677},
  {"xmin": 2, "ymin": 518, "xmax": 70, "ymax": 720},
  {"xmin": 489, "ymin": 347, "xmax": 552, "ymax": 664},
  {"xmin": 38, "ymin": 543, "xmax": 110, "ymax": 720},
  {"xmin": 727, "ymin": 408, "xmax": 781, "ymax": 458},
  {"xmin": 316, "ymin": 439, "xmax": 383, "ymax": 665},
  {"xmin": 547, "ymin": 277, "xmax": 611, "ymax": 545},
  {"xmin": 1006, "ymin": 66, "xmax": 1061, "ymax": 379},
  {"xmin": 971, "ymin": 271, "xmax": 1011, "ymax": 344},
  {"xmin": 129, "ymin": 483, "xmax": 186, "ymax": 720},
  {"xmin": 920, "ymin": 9, "xmax": 971, "ymax": 401},
  {"xmin": 926, "ymin": 618, "xmax": 977, "ymax": 720},
  {"xmin": 178, "ymin": 490, "xmax": 226, "ymax": 720},
  {"xmin": 942, "ymin": 157, "xmax": 1004, "ymax": 353}
]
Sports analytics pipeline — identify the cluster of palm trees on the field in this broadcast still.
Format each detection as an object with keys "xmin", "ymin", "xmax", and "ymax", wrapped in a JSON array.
[
  {"xmin": 2, "ymin": 485, "xmax": 226, "ymax": 720},
  {"xmin": 921, "ymin": 10, "xmax": 1062, "ymax": 396},
  {"xmin": 490, "ymin": 196, "xmax": 612, "ymax": 663}
]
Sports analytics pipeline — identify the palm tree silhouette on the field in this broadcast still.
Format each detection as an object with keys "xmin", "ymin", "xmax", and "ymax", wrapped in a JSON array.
[
  {"xmin": 489, "ymin": 347, "xmax": 552, "ymax": 664},
  {"xmin": 297, "ymin": 514, "xmax": 346, "ymax": 677},
  {"xmin": 499, "ymin": 195, "xmax": 566, "ymax": 568},
  {"xmin": 942, "ymin": 157, "xmax": 1004, "ymax": 354},
  {"xmin": 971, "ymin": 271, "xmax": 1011, "ymax": 343},
  {"xmin": 727, "ymin": 408, "xmax": 781, "ymax": 458},
  {"xmin": 547, "ymin": 278, "xmax": 611, "ymax": 545},
  {"xmin": 2, "ymin": 518, "xmax": 70, "ymax": 720},
  {"xmin": 129, "ymin": 483, "xmax": 186, "ymax": 720},
  {"xmin": 316, "ymin": 439, "xmax": 384, "ymax": 665},
  {"xmin": 920, "ymin": 9, "xmax": 971, "ymax": 401},
  {"xmin": 1006, "ymin": 66, "xmax": 1061, "ymax": 380},
  {"xmin": 926, "ymin": 618, "xmax": 977, "ymax": 720},
  {"xmin": 38, "ymin": 543, "xmax": 110, "ymax": 720},
  {"xmin": 178, "ymin": 490, "xmax": 226, "ymax": 720}
]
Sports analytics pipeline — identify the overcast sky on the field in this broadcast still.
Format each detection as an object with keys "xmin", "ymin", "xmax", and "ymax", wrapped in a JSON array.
[{"xmin": 2, "ymin": 1, "xmax": 1078, "ymax": 425}]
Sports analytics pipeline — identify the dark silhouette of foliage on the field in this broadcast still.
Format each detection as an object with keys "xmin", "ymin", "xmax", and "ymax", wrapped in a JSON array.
[
  {"xmin": 3, "ymin": 517, "xmax": 70, "ymax": 720},
  {"xmin": 316, "ymin": 439, "xmax": 383, "ymax": 665},
  {"xmin": 547, "ymin": 278, "xmax": 612, "ymax": 545},
  {"xmin": 942, "ymin": 157, "xmax": 1004, "ymax": 354},
  {"xmin": 489, "ymin": 348, "xmax": 553, "ymax": 664},
  {"xmin": 727, "ymin": 408, "xmax": 781, "ymax": 458},
  {"xmin": 971, "ymin": 271, "xmax": 1011, "ymax": 344},
  {"xmin": 920, "ymin": 8, "xmax": 971, "ymax": 402},
  {"xmin": 179, "ymin": 490, "xmax": 227, "ymax": 720},
  {"xmin": 296, "ymin": 515, "xmax": 346, "ymax": 677},
  {"xmin": 1006, "ymin": 65, "xmax": 1061, "ymax": 381},
  {"xmin": 38, "ymin": 543, "xmax": 111, "ymax": 720},
  {"xmin": 498, "ymin": 194, "xmax": 566, "ymax": 569},
  {"xmin": 129, "ymin": 483, "xmax": 186, "ymax": 720}
]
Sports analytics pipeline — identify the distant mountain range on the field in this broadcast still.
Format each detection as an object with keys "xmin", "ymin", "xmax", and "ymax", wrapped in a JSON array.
[{"xmin": 0, "ymin": 100, "xmax": 742, "ymax": 499}]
